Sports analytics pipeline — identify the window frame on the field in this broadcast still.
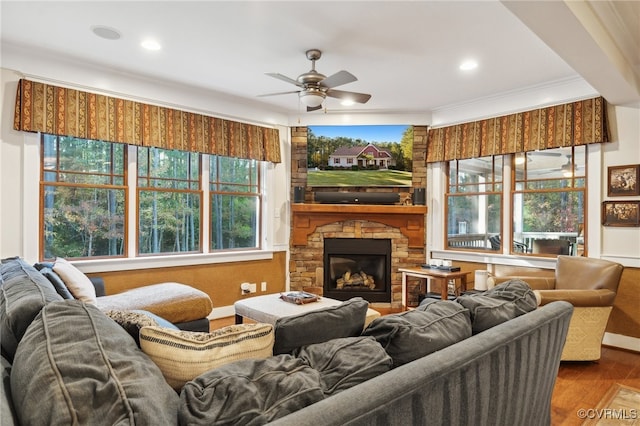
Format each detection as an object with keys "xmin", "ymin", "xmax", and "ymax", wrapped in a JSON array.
[
  {"xmin": 38, "ymin": 134, "xmax": 267, "ymax": 262},
  {"xmin": 39, "ymin": 134, "xmax": 128, "ymax": 260},
  {"xmin": 511, "ymin": 146, "xmax": 587, "ymax": 257},
  {"xmin": 209, "ymin": 155, "xmax": 262, "ymax": 251},
  {"xmin": 442, "ymin": 147, "xmax": 588, "ymax": 258},
  {"xmin": 136, "ymin": 146, "xmax": 203, "ymax": 256},
  {"xmin": 444, "ymin": 155, "xmax": 503, "ymax": 253}
]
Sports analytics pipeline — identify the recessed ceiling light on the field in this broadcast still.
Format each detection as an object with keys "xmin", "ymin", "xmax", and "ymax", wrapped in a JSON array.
[
  {"xmin": 141, "ymin": 39, "xmax": 162, "ymax": 51},
  {"xmin": 91, "ymin": 25, "xmax": 121, "ymax": 40},
  {"xmin": 459, "ymin": 60, "xmax": 478, "ymax": 71},
  {"xmin": 341, "ymin": 99, "xmax": 355, "ymax": 106}
]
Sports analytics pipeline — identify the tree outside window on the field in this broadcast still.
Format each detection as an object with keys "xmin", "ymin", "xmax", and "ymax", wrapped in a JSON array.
[
  {"xmin": 512, "ymin": 146, "xmax": 586, "ymax": 256},
  {"xmin": 41, "ymin": 135, "xmax": 264, "ymax": 260},
  {"xmin": 41, "ymin": 135, "xmax": 126, "ymax": 259},
  {"xmin": 137, "ymin": 147, "xmax": 201, "ymax": 255},
  {"xmin": 210, "ymin": 156, "xmax": 260, "ymax": 250}
]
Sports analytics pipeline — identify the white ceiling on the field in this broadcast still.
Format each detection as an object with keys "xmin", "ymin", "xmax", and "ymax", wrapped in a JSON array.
[{"xmin": 1, "ymin": 1, "xmax": 639, "ymax": 124}]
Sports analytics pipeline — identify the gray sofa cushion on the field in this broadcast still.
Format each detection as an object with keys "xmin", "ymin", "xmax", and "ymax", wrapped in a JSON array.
[
  {"xmin": 179, "ymin": 355, "xmax": 325, "ymax": 425},
  {"xmin": 273, "ymin": 297, "xmax": 369, "ymax": 355},
  {"xmin": 363, "ymin": 299, "xmax": 472, "ymax": 367},
  {"xmin": 0, "ymin": 257, "xmax": 62, "ymax": 361},
  {"xmin": 1, "ymin": 355, "xmax": 17, "ymax": 426},
  {"xmin": 293, "ymin": 336, "xmax": 392, "ymax": 396},
  {"xmin": 10, "ymin": 300, "xmax": 179, "ymax": 425},
  {"xmin": 456, "ymin": 279, "xmax": 538, "ymax": 334}
]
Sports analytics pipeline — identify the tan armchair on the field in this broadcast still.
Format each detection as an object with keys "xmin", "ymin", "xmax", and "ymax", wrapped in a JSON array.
[{"xmin": 491, "ymin": 255, "xmax": 623, "ymax": 361}]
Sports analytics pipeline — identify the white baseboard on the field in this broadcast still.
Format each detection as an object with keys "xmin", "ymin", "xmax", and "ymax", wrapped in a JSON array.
[{"xmin": 603, "ymin": 332, "xmax": 640, "ymax": 352}]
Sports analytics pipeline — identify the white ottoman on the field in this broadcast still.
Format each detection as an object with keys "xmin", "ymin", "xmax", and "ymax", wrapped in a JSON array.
[{"xmin": 234, "ymin": 294, "xmax": 380, "ymax": 328}]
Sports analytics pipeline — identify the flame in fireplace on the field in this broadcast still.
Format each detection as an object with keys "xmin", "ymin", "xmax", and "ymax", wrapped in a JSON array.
[{"xmin": 336, "ymin": 270, "xmax": 376, "ymax": 290}]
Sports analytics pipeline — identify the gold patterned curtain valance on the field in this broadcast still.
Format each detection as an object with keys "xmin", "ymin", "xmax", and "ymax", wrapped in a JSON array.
[
  {"xmin": 426, "ymin": 96, "xmax": 608, "ymax": 163},
  {"xmin": 13, "ymin": 78, "xmax": 281, "ymax": 163}
]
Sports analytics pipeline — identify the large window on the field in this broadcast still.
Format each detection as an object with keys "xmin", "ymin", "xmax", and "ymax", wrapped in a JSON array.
[
  {"xmin": 41, "ymin": 135, "xmax": 126, "ymax": 259},
  {"xmin": 513, "ymin": 146, "xmax": 586, "ymax": 256},
  {"xmin": 210, "ymin": 156, "xmax": 260, "ymax": 250},
  {"xmin": 444, "ymin": 146, "xmax": 587, "ymax": 256},
  {"xmin": 446, "ymin": 156, "xmax": 503, "ymax": 251},
  {"xmin": 40, "ymin": 136, "xmax": 263, "ymax": 260}
]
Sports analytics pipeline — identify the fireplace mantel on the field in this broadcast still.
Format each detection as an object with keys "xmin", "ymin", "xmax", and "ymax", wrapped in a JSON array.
[{"xmin": 291, "ymin": 203, "xmax": 428, "ymax": 248}]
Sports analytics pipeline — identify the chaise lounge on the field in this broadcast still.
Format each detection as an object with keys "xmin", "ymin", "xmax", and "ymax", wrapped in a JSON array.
[{"xmin": 34, "ymin": 258, "xmax": 213, "ymax": 331}]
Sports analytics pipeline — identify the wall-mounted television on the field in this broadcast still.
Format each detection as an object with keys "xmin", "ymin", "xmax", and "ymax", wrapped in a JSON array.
[{"xmin": 307, "ymin": 125, "xmax": 413, "ymax": 187}]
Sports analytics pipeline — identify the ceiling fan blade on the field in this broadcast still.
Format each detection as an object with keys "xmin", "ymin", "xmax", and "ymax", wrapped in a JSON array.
[
  {"xmin": 257, "ymin": 90, "xmax": 300, "ymax": 98},
  {"xmin": 265, "ymin": 72, "xmax": 303, "ymax": 87},
  {"xmin": 320, "ymin": 70, "xmax": 357, "ymax": 89},
  {"xmin": 307, "ymin": 104, "xmax": 323, "ymax": 112},
  {"xmin": 326, "ymin": 89, "xmax": 371, "ymax": 104}
]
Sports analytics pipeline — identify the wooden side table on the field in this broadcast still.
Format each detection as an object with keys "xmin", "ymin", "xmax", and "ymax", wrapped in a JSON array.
[{"xmin": 399, "ymin": 267, "xmax": 471, "ymax": 309}]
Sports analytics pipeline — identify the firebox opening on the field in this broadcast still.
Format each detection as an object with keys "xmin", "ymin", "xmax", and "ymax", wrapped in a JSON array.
[{"xmin": 323, "ymin": 238, "xmax": 391, "ymax": 303}]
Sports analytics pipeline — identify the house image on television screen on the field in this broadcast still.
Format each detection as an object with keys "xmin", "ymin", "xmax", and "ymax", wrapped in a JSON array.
[{"xmin": 328, "ymin": 144, "xmax": 395, "ymax": 169}]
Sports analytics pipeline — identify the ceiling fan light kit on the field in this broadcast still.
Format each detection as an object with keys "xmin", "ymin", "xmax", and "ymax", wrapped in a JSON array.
[
  {"xmin": 261, "ymin": 49, "xmax": 371, "ymax": 112},
  {"xmin": 299, "ymin": 90, "xmax": 325, "ymax": 108}
]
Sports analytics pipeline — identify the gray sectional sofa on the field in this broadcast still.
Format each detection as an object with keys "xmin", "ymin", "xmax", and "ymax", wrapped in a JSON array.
[{"xmin": 1, "ymin": 257, "xmax": 572, "ymax": 425}]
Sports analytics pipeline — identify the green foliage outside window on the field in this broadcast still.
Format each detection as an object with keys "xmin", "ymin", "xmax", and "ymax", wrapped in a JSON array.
[
  {"xmin": 210, "ymin": 156, "xmax": 260, "ymax": 250},
  {"xmin": 41, "ymin": 136, "xmax": 263, "ymax": 260},
  {"xmin": 137, "ymin": 147, "xmax": 201, "ymax": 254},
  {"xmin": 42, "ymin": 135, "xmax": 126, "ymax": 259}
]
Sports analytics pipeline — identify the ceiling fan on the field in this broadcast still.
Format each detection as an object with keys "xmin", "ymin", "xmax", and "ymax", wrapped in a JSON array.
[{"xmin": 259, "ymin": 49, "xmax": 371, "ymax": 112}]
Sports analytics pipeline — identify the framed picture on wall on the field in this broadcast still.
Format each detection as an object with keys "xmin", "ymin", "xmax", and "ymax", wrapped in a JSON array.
[
  {"xmin": 602, "ymin": 201, "xmax": 640, "ymax": 227},
  {"xmin": 607, "ymin": 164, "xmax": 639, "ymax": 196}
]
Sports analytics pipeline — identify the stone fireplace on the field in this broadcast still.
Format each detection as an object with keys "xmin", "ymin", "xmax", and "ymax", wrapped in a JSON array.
[
  {"xmin": 289, "ymin": 204, "xmax": 427, "ymax": 307},
  {"xmin": 288, "ymin": 126, "xmax": 429, "ymax": 308}
]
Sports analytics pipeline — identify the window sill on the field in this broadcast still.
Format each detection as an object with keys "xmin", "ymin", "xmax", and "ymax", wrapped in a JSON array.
[
  {"xmin": 72, "ymin": 250, "xmax": 274, "ymax": 274},
  {"xmin": 430, "ymin": 249, "xmax": 557, "ymax": 270}
]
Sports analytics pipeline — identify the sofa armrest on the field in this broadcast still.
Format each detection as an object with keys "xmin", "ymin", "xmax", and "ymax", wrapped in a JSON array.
[
  {"xmin": 535, "ymin": 289, "xmax": 617, "ymax": 307},
  {"xmin": 90, "ymin": 277, "xmax": 106, "ymax": 297}
]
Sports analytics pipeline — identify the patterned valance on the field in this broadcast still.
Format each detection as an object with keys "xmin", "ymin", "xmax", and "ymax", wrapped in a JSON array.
[
  {"xmin": 13, "ymin": 79, "xmax": 281, "ymax": 163},
  {"xmin": 426, "ymin": 96, "xmax": 608, "ymax": 163}
]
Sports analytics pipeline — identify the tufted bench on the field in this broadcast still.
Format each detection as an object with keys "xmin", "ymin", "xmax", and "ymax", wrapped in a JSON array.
[{"xmin": 234, "ymin": 294, "xmax": 380, "ymax": 328}]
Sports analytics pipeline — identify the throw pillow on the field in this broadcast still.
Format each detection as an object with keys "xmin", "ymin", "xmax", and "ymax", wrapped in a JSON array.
[
  {"xmin": 363, "ymin": 299, "xmax": 472, "ymax": 367},
  {"xmin": 140, "ymin": 323, "xmax": 274, "ymax": 390},
  {"xmin": 456, "ymin": 278, "xmax": 538, "ymax": 334},
  {"xmin": 0, "ymin": 257, "xmax": 63, "ymax": 361},
  {"xmin": 52, "ymin": 258, "xmax": 97, "ymax": 304},
  {"xmin": 179, "ymin": 355, "xmax": 325, "ymax": 425},
  {"xmin": 37, "ymin": 266, "xmax": 75, "ymax": 300},
  {"xmin": 10, "ymin": 300, "xmax": 179, "ymax": 425},
  {"xmin": 273, "ymin": 297, "xmax": 369, "ymax": 355},
  {"xmin": 293, "ymin": 336, "xmax": 392, "ymax": 395},
  {"xmin": 104, "ymin": 309, "xmax": 178, "ymax": 347}
]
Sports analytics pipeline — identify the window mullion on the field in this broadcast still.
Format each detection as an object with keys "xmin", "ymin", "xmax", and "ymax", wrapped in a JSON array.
[
  {"xmin": 127, "ymin": 145, "xmax": 137, "ymax": 258},
  {"xmin": 201, "ymin": 154, "xmax": 210, "ymax": 253}
]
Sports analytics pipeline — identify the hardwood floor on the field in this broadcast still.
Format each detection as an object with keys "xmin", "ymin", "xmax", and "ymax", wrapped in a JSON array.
[
  {"xmin": 211, "ymin": 311, "xmax": 640, "ymax": 425},
  {"xmin": 552, "ymin": 346, "xmax": 640, "ymax": 425}
]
